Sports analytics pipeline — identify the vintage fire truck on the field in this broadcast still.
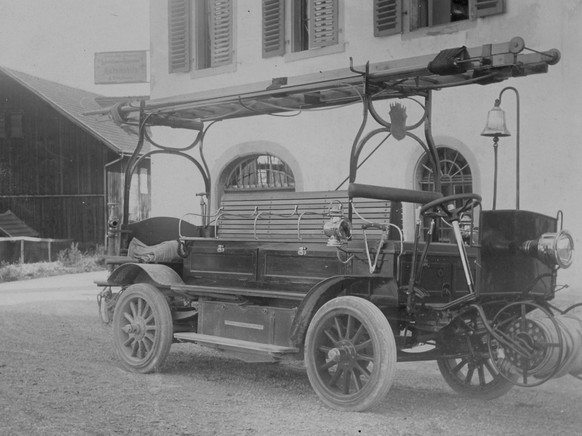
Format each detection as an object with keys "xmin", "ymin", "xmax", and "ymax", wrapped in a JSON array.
[{"xmin": 94, "ymin": 37, "xmax": 581, "ymax": 412}]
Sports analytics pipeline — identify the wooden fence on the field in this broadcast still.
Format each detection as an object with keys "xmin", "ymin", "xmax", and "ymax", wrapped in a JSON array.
[{"xmin": 0, "ymin": 237, "xmax": 72, "ymax": 264}]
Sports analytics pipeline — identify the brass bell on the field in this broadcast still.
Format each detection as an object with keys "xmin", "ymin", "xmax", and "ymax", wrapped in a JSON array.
[{"xmin": 481, "ymin": 102, "xmax": 511, "ymax": 137}]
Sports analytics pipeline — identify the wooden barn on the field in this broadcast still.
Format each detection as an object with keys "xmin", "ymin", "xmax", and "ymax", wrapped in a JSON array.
[{"xmin": 0, "ymin": 67, "xmax": 150, "ymax": 250}]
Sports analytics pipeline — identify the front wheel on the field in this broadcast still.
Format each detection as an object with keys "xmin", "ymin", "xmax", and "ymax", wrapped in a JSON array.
[
  {"xmin": 437, "ymin": 355, "xmax": 514, "ymax": 400},
  {"xmin": 305, "ymin": 296, "xmax": 397, "ymax": 412},
  {"xmin": 112, "ymin": 283, "xmax": 173, "ymax": 373}
]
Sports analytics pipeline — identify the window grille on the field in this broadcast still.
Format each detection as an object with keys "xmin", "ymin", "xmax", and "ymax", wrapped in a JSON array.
[
  {"xmin": 225, "ymin": 154, "xmax": 295, "ymax": 191},
  {"xmin": 416, "ymin": 147, "xmax": 473, "ymax": 242}
]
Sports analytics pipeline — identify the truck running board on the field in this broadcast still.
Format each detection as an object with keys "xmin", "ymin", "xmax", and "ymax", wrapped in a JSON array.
[{"xmin": 173, "ymin": 332, "xmax": 300, "ymax": 363}]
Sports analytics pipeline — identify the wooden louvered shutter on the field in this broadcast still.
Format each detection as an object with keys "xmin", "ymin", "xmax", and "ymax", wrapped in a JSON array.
[
  {"xmin": 308, "ymin": 0, "xmax": 338, "ymax": 49},
  {"xmin": 168, "ymin": 0, "xmax": 191, "ymax": 73},
  {"xmin": 470, "ymin": 0, "xmax": 504, "ymax": 19},
  {"xmin": 374, "ymin": 0, "xmax": 402, "ymax": 36},
  {"xmin": 262, "ymin": 0, "xmax": 285, "ymax": 58},
  {"xmin": 209, "ymin": 0, "xmax": 233, "ymax": 67}
]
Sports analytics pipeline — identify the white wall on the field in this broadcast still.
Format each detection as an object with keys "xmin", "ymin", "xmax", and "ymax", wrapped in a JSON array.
[{"xmin": 148, "ymin": 0, "xmax": 582, "ymax": 286}]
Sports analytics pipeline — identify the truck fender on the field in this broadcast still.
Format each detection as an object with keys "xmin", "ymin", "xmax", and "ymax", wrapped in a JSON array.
[
  {"xmin": 290, "ymin": 275, "xmax": 362, "ymax": 347},
  {"xmin": 105, "ymin": 263, "xmax": 185, "ymax": 289}
]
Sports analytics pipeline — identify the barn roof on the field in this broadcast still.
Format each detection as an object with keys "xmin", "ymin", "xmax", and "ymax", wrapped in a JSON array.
[
  {"xmin": 0, "ymin": 66, "xmax": 144, "ymax": 155},
  {"xmin": 0, "ymin": 210, "xmax": 39, "ymax": 238}
]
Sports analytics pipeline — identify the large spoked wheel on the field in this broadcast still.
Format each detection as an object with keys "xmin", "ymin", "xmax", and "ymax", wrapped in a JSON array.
[
  {"xmin": 112, "ymin": 283, "xmax": 173, "ymax": 373},
  {"xmin": 305, "ymin": 296, "xmax": 397, "ymax": 412},
  {"xmin": 437, "ymin": 354, "xmax": 514, "ymax": 400}
]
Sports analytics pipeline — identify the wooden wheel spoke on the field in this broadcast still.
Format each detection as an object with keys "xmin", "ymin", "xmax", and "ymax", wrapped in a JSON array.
[
  {"xmin": 452, "ymin": 359, "xmax": 468, "ymax": 375},
  {"xmin": 144, "ymin": 333, "xmax": 155, "ymax": 349},
  {"xmin": 354, "ymin": 339, "xmax": 372, "ymax": 352},
  {"xmin": 129, "ymin": 301, "xmax": 138, "ymax": 319},
  {"xmin": 138, "ymin": 340, "xmax": 146, "ymax": 359},
  {"xmin": 137, "ymin": 298, "xmax": 144, "ymax": 317},
  {"xmin": 329, "ymin": 367, "xmax": 343, "ymax": 388},
  {"xmin": 123, "ymin": 312, "xmax": 134, "ymax": 324},
  {"xmin": 351, "ymin": 325, "xmax": 364, "ymax": 343},
  {"xmin": 323, "ymin": 327, "xmax": 339, "ymax": 344},
  {"xmin": 334, "ymin": 317, "xmax": 344, "ymax": 340},
  {"xmin": 351, "ymin": 369, "xmax": 363, "ymax": 391},
  {"xmin": 346, "ymin": 315, "xmax": 354, "ymax": 340},
  {"xmin": 464, "ymin": 364, "xmax": 475, "ymax": 384},
  {"xmin": 130, "ymin": 339, "xmax": 139, "ymax": 357},
  {"xmin": 356, "ymin": 352, "xmax": 374, "ymax": 363},
  {"xmin": 319, "ymin": 359, "xmax": 337, "ymax": 371},
  {"xmin": 318, "ymin": 345, "xmax": 332, "ymax": 354},
  {"xmin": 478, "ymin": 364, "xmax": 486, "ymax": 386},
  {"xmin": 484, "ymin": 359, "xmax": 497, "ymax": 377},
  {"xmin": 355, "ymin": 361, "xmax": 371, "ymax": 377},
  {"xmin": 342, "ymin": 369, "xmax": 350, "ymax": 394}
]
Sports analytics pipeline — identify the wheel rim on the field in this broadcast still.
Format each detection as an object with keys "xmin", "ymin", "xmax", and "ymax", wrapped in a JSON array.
[
  {"xmin": 488, "ymin": 301, "xmax": 563, "ymax": 387},
  {"xmin": 441, "ymin": 355, "xmax": 502, "ymax": 389},
  {"xmin": 311, "ymin": 311, "xmax": 377, "ymax": 399},
  {"xmin": 117, "ymin": 294, "xmax": 161, "ymax": 364}
]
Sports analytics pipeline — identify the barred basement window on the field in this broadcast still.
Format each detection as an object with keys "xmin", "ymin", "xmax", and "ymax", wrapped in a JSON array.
[{"xmin": 225, "ymin": 154, "xmax": 295, "ymax": 192}]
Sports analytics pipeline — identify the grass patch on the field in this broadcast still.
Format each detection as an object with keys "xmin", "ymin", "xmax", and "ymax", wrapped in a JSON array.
[{"xmin": 0, "ymin": 243, "xmax": 106, "ymax": 283}]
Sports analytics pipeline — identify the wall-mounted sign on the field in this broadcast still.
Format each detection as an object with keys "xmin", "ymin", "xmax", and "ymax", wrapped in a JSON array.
[{"xmin": 94, "ymin": 50, "xmax": 147, "ymax": 84}]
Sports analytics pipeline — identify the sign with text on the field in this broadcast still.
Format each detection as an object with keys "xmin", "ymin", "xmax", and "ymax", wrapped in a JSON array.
[{"xmin": 94, "ymin": 51, "xmax": 147, "ymax": 84}]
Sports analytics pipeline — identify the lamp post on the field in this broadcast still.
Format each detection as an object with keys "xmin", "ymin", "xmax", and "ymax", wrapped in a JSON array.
[{"xmin": 481, "ymin": 87, "xmax": 520, "ymax": 210}]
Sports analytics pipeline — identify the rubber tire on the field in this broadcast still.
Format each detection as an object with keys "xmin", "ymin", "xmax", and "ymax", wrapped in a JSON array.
[
  {"xmin": 437, "ymin": 357, "xmax": 514, "ymax": 400},
  {"xmin": 112, "ymin": 283, "xmax": 173, "ymax": 373},
  {"xmin": 305, "ymin": 296, "xmax": 397, "ymax": 412}
]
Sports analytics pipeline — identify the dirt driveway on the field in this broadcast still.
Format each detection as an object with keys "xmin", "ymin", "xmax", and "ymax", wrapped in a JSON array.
[{"xmin": 0, "ymin": 273, "xmax": 581, "ymax": 435}]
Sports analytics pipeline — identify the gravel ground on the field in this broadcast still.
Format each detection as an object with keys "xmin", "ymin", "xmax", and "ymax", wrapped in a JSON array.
[{"xmin": 0, "ymin": 276, "xmax": 581, "ymax": 435}]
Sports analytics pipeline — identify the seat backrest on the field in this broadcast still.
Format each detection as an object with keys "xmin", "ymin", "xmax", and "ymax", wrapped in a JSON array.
[
  {"xmin": 216, "ymin": 190, "xmax": 402, "ymax": 242},
  {"xmin": 123, "ymin": 216, "xmax": 201, "ymax": 247}
]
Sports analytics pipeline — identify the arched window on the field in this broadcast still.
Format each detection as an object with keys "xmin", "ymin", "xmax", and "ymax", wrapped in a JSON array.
[
  {"xmin": 225, "ymin": 154, "xmax": 295, "ymax": 192},
  {"xmin": 416, "ymin": 147, "xmax": 473, "ymax": 241}
]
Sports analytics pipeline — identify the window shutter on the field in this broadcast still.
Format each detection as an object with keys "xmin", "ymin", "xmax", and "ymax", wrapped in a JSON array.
[
  {"xmin": 309, "ymin": 0, "xmax": 338, "ymax": 49},
  {"xmin": 470, "ymin": 0, "xmax": 504, "ymax": 19},
  {"xmin": 168, "ymin": 0, "xmax": 191, "ymax": 73},
  {"xmin": 262, "ymin": 0, "xmax": 285, "ymax": 58},
  {"xmin": 374, "ymin": 0, "xmax": 402, "ymax": 36},
  {"xmin": 209, "ymin": 0, "xmax": 233, "ymax": 67}
]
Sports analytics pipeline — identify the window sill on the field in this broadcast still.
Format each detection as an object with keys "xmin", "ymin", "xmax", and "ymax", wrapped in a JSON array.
[
  {"xmin": 284, "ymin": 43, "xmax": 346, "ymax": 63},
  {"xmin": 190, "ymin": 62, "xmax": 237, "ymax": 79},
  {"xmin": 403, "ymin": 19, "xmax": 476, "ymax": 39}
]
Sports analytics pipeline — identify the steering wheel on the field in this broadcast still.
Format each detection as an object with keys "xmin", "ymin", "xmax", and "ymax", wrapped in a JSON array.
[{"xmin": 419, "ymin": 193, "xmax": 482, "ymax": 222}]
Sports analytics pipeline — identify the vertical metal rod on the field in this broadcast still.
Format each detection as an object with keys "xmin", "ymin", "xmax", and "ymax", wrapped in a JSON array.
[
  {"xmin": 498, "ymin": 87, "xmax": 520, "ymax": 210},
  {"xmin": 424, "ymin": 91, "xmax": 441, "ymax": 194},
  {"xmin": 492, "ymin": 138, "xmax": 498, "ymax": 210},
  {"xmin": 452, "ymin": 220, "xmax": 475, "ymax": 294}
]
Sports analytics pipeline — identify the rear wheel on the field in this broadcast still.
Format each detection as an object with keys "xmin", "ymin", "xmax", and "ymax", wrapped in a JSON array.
[
  {"xmin": 305, "ymin": 296, "xmax": 397, "ymax": 412},
  {"xmin": 112, "ymin": 283, "xmax": 173, "ymax": 373}
]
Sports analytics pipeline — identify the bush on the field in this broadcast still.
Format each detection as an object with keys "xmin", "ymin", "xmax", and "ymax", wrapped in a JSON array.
[
  {"xmin": 0, "ymin": 244, "xmax": 105, "ymax": 283},
  {"xmin": 57, "ymin": 242, "xmax": 84, "ymax": 266}
]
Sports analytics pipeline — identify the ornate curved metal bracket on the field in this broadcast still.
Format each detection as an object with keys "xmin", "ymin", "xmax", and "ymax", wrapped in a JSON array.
[{"xmin": 122, "ymin": 102, "xmax": 212, "ymax": 227}]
